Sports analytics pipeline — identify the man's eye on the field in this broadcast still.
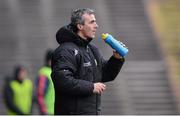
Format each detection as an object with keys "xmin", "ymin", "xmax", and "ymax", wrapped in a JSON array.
[{"xmin": 90, "ymin": 20, "xmax": 96, "ymax": 23}]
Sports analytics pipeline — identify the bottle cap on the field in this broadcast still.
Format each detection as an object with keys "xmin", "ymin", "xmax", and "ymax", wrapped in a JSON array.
[{"xmin": 101, "ymin": 33, "xmax": 109, "ymax": 40}]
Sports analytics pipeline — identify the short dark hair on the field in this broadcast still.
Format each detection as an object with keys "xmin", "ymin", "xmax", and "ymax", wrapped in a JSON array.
[{"xmin": 71, "ymin": 8, "xmax": 95, "ymax": 26}]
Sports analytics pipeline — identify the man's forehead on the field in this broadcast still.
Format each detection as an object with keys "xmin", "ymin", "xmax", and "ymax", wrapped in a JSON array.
[{"xmin": 83, "ymin": 13, "xmax": 96, "ymax": 21}]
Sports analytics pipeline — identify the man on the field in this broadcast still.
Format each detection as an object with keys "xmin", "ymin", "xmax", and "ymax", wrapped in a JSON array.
[
  {"xmin": 51, "ymin": 8, "xmax": 125, "ymax": 115},
  {"xmin": 4, "ymin": 65, "xmax": 33, "ymax": 115},
  {"xmin": 36, "ymin": 50, "xmax": 55, "ymax": 115}
]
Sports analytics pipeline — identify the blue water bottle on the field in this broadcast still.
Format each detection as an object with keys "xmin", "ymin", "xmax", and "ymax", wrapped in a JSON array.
[{"xmin": 102, "ymin": 33, "xmax": 129, "ymax": 57}]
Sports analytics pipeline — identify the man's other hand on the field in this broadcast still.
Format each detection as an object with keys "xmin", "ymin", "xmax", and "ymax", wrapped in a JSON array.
[
  {"xmin": 93, "ymin": 82, "xmax": 106, "ymax": 94},
  {"xmin": 113, "ymin": 50, "xmax": 123, "ymax": 59}
]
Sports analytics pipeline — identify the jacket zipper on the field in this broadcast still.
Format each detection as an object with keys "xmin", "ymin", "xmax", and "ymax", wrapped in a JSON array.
[{"xmin": 87, "ymin": 46, "xmax": 98, "ymax": 114}]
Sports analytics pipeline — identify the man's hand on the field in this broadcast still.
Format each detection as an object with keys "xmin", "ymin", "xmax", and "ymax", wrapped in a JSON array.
[
  {"xmin": 93, "ymin": 82, "xmax": 106, "ymax": 94},
  {"xmin": 113, "ymin": 50, "xmax": 123, "ymax": 59}
]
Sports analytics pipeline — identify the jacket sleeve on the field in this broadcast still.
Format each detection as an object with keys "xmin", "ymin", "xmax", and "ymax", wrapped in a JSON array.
[
  {"xmin": 101, "ymin": 56, "xmax": 125, "ymax": 82},
  {"xmin": 37, "ymin": 75, "xmax": 49, "ymax": 114},
  {"xmin": 4, "ymin": 81, "xmax": 25, "ymax": 115},
  {"xmin": 89, "ymin": 43, "xmax": 125, "ymax": 82},
  {"xmin": 51, "ymin": 48, "xmax": 94, "ymax": 96}
]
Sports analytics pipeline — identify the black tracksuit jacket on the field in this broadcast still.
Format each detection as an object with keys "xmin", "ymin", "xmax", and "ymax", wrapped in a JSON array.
[{"xmin": 51, "ymin": 24, "xmax": 125, "ymax": 115}]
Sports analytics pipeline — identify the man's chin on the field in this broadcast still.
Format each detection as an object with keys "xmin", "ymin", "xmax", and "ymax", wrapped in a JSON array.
[
  {"xmin": 91, "ymin": 35, "xmax": 96, "ymax": 39},
  {"xmin": 87, "ymin": 35, "xmax": 95, "ymax": 40}
]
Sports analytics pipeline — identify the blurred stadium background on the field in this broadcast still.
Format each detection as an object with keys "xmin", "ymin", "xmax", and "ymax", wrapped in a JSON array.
[{"xmin": 0, "ymin": 0, "xmax": 179, "ymax": 115}]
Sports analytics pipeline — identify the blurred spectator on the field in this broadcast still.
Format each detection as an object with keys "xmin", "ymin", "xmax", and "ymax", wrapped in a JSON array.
[
  {"xmin": 3, "ymin": 65, "xmax": 33, "ymax": 115},
  {"xmin": 36, "ymin": 49, "xmax": 55, "ymax": 115}
]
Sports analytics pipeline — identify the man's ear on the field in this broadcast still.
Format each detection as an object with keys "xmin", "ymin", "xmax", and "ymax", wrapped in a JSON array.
[{"xmin": 77, "ymin": 24, "xmax": 83, "ymax": 30}]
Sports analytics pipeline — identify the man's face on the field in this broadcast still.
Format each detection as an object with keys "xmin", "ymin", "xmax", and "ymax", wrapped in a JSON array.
[{"xmin": 79, "ymin": 13, "xmax": 98, "ymax": 39}]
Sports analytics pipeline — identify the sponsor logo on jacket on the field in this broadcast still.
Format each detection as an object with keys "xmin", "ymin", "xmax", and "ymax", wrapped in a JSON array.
[{"xmin": 83, "ymin": 62, "xmax": 92, "ymax": 67}]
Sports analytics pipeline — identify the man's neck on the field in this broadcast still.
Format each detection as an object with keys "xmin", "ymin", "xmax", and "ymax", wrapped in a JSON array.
[{"xmin": 77, "ymin": 31, "xmax": 87, "ymax": 40}]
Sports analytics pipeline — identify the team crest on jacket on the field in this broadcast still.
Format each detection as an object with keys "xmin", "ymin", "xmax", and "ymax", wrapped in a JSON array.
[{"xmin": 94, "ymin": 59, "xmax": 97, "ymax": 66}]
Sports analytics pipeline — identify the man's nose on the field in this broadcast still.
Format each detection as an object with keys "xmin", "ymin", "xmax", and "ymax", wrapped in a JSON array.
[{"xmin": 95, "ymin": 22, "xmax": 98, "ymax": 28}]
